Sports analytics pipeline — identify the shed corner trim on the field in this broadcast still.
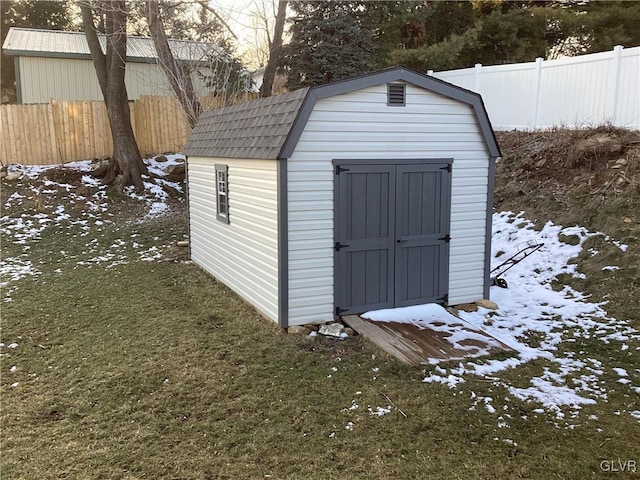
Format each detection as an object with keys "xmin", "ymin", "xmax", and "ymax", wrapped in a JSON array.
[
  {"xmin": 483, "ymin": 154, "xmax": 498, "ymax": 300},
  {"xmin": 278, "ymin": 89, "xmax": 319, "ymax": 160},
  {"xmin": 277, "ymin": 158, "xmax": 289, "ymax": 328}
]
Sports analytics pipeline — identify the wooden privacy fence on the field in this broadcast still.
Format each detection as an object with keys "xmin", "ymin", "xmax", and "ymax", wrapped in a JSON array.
[
  {"xmin": 1, "ymin": 103, "xmax": 61, "ymax": 165},
  {"xmin": 1, "ymin": 94, "xmax": 256, "ymax": 166}
]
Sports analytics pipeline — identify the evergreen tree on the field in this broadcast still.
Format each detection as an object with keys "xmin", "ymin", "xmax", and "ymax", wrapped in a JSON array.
[
  {"xmin": 361, "ymin": 0, "xmax": 640, "ymax": 73},
  {"xmin": 375, "ymin": 2, "xmax": 555, "ymax": 71},
  {"xmin": 573, "ymin": 1, "xmax": 640, "ymax": 54},
  {"xmin": 282, "ymin": 1, "xmax": 377, "ymax": 89}
]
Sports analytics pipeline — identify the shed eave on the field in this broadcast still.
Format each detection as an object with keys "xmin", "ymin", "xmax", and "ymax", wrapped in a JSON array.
[
  {"xmin": 278, "ymin": 66, "xmax": 501, "ymax": 159},
  {"xmin": 3, "ymin": 49, "xmax": 188, "ymax": 65}
]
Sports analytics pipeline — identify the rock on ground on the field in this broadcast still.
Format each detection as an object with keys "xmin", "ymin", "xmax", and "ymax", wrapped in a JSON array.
[
  {"xmin": 319, "ymin": 323, "xmax": 344, "ymax": 337},
  {"xmin": 287, "ymin": 325, "xmax": 310, "ymax": 335},
  {"xmin": 475, "ymin": 299, "xmax": 499, "ymax": 310}
]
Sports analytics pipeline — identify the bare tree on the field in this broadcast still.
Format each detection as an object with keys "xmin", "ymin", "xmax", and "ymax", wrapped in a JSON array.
[
  {"xmin": 260, "ymin": 0, "xmax": 287, "ymax": 97},
  {"xmin": 147, "ymin": 0, "xmax": 202, "ymax": 127},
  {"xmin": 80, "ymin": 1, "xmax": 147, "ymax": 190},
  {"xmin": 194, "ymin": 0, "xmax": 238, "ymax": 42},
  {"xmin": 145, "ymin": 1, "xmax": 252, "ymax": 127}
]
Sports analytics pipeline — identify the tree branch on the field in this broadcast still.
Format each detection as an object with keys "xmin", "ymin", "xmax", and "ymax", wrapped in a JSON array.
[
  {"xmin": 80, "ymin": 3, "xmax": 108, "ymax": 95},
  {"xmin": 195, "ymin": 1, "xmax": 238, "ymax": 40},
  {"xmin": 147, "ymin": 0, "xmax": 202, "ymax": 127},
  {"xmin": 260, "ymin": 0, "xmax": 287, "ymax": 97},
  {"xmin": 105, "ymin": 0, "xmax": 128, "ymax": 87}
]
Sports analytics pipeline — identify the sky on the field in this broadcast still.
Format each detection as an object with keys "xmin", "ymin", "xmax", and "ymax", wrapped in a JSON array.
[{"xmin": 208, "ymin": 0, "xmax": 278, "ymax": 69}]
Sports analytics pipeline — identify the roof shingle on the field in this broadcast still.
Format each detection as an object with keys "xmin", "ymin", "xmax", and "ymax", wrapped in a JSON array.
[{"xmin": 184, "ymin": 88, "xmax": 309, "ymax": 159}]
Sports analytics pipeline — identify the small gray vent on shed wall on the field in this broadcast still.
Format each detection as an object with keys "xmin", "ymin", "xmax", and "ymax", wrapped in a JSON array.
[{"xmin": 387, "ymin": 83, "xmax": 406, "ymax": 106}]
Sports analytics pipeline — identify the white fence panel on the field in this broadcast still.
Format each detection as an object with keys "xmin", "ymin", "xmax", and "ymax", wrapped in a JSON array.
[
  {"xmin": 430, "ymin": 46, "xmax": 640, "ymax": 131},
  {"xmin": 617, "ymin": 48, "xmax": 640, "ymax": 128},
  {"xmin": 538, "ymin": 51, "xmax": 614, "ymax": 128}
]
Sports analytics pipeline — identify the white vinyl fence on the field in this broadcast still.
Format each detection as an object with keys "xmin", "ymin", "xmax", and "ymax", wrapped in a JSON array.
[{"xmin": 429, "ymin": 46, "xmax": 640, "ymax": 131}]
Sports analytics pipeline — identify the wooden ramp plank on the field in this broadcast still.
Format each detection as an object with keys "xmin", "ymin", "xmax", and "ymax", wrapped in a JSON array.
[
  {"xmin": 343, "ymin": 315, "xmax": 423, "ymax": 365},
  {"xmin": 343, "ymin": 315, "xmax": 511, "ymax": 366}
]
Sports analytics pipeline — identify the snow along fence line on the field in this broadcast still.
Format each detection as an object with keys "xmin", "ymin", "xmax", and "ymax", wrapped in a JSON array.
[
  {"xmin": 428, "ymin": 45, "xmax": 640, "ymax": 131},
  {"xmin": 0, "ymin": 94, "xmax": 257, "ymax": 166}
]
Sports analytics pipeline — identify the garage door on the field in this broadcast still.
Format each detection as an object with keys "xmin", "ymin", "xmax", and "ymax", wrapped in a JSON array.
[{"xmin": 334, "ymin": 160, "xmax": 452, "ymax": 316}]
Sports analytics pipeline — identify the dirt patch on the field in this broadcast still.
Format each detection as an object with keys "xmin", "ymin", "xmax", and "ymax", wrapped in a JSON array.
[
  {"xmin": 41, "ymin": 166, "xmax": 87, "ymax": 186},
  {"xmin": 37, "ymin": 409, "xmax": 66, "ymax": 423},
  {"xmin": 161, "ymin": 243, "xmax": 190, "ymax": 263},
  {"xmin": 495, "ymin": 127, "xmax": 640, "ymax": 323},
  {"xmin": 495, "ymin": 127, "xmax": 640, "ymax": 232}
]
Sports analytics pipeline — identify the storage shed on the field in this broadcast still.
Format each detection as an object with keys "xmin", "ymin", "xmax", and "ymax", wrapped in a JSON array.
[
  {"xmin": 184, "ymin": 67, "xmax": 501, "ymax": 328},
  {"xmin": 2, "ymin": 27, "xmax": 228, "ymax": 104}
]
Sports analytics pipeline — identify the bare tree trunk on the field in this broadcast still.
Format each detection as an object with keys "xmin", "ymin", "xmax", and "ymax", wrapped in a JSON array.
[
  {"xmin": 81, "ymin": 1, "xmax": 147, "ymax": 190},
  {"xmin": 260, "ymin": 0, "xmax": 287, "ymax": 98},
  {"xmin": 147, "ymin": 1, "xmax": 202, "ymax": 128}
]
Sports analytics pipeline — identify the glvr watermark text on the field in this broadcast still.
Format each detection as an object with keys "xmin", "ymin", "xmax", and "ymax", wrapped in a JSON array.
[{"xmin": 600, "ymin": 459, "xmax": 637, "ymax": 473}]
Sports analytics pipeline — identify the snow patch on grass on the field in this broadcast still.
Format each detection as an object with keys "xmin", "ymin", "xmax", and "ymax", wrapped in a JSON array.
[
  {"xmin": 1, "ymin": 157, "xmax": 182, "ymax": 299},
  {"xmin": 365, "ymin": 211, "xmax": 638, "ymax": 422},
  {"xmin": 0, "ymin": 257, "xmax": 40, "ymax": 286},
  {"xmin": 368, "ymin": 405, "xmax": 393, "ymax": 416}
]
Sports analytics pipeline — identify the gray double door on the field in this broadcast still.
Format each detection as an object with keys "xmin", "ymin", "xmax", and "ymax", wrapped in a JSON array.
[{"xmin": 334, "ymin": 160, "xmax": 452, "ymax": 315}]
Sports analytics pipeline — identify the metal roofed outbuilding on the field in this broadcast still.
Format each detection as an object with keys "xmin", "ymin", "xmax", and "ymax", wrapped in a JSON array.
[
  {"xmin": 2, "ymin": 27, "xmax": 226, "ymax": 103},
  {"xmin": 3, "ymin": 27, "xmax": 220, "ymax": 63},
  {"xmin": 184, "ymin": 67, "xmax": 501, "ymax": 328}
]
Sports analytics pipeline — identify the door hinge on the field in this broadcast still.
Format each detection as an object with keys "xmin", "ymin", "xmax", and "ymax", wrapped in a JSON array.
[
  {"xmin": 440, "ymin": 164, "xmax": 452, "ymax": 172},
  {"xmin": 335, "ymin": 306, "xmax": 347, "ymax": 316},
  {"xmin": 437, "ymin": 294, "xmax": 449, "ymax": 305},
  {"xmin": 439, "ymin": 234, "xmax": 451, "ymax": 243},
  {"xmin": 335, "ymin": 241, "xmax": 350, "ymax": 251},
  {"xmin": 335, "ymin": 165, "xmax": 350, "ymax": 175}
]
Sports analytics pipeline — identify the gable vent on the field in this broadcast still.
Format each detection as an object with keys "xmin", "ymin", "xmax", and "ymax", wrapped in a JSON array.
[{"xmin": 387, "ymin": 83, "xmax": 406, "ymax": 106}]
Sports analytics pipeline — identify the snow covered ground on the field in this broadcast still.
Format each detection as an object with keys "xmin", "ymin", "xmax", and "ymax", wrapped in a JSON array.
[
  {"xmin": 1, "ymin": 155, "xmax": 185, "ymax": 298},
  {"xmin": 365, "ymin": 211, "xmax": 639, "ymax": 425}
]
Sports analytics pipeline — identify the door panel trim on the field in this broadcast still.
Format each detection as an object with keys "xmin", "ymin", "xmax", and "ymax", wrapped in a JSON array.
[
  {"xmin": 334, "ymin": 164, "xmax": 396, "ymax": 316},
  {"xmin": 333, "ymin": 158, "xmax": 453, "ymax": 166},
  {"xmin": 394, "ymin": 162, "xmax": 451, "ymax": 307}
]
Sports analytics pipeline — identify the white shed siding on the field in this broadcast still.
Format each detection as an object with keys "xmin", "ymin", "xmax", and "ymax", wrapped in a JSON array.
[
  {"xmin": 286, "ymin": 83, "xmax": 490, "ymax": 324},
  {"xmin": 188, "ymin": 156, "xmax": 280, "ymax": 323}
]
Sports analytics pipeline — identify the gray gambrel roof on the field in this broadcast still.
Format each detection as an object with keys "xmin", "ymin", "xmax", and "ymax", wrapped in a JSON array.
[
  {"xmin": 184, "ymin": 67, "xmax": 501, "ymax": 160},
  {"xmin": 2, "ymin": 27, "xmax": 221, "ymax": 63},
  {"xmin": 185, "ymin": 88, "xmax": 309, "ymax": 159}
]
